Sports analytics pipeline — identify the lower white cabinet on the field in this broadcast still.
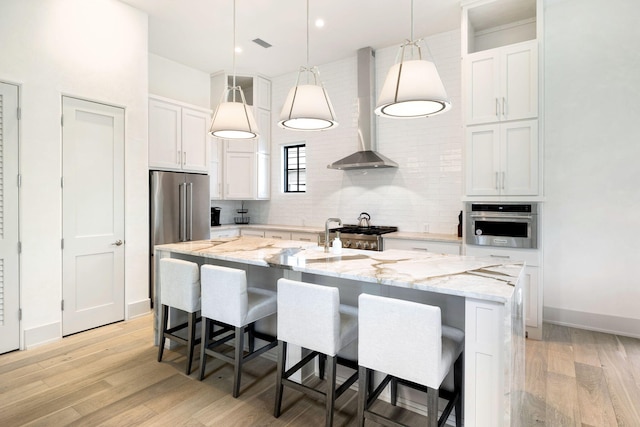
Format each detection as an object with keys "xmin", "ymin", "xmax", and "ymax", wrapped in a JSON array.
[
  {"xmin": 240, "ymin": 229, "xmax": 265, "ymax": 237},
  {"xmin": 210, "ymin": 228, "xmax": 240, "ymax": 238},
  {"xmin": 290, "ymin": 231, "xmax": 318, "ymax": 243},
  {"xmin": 384, "ymin": 238, "xmax": 461, "ymax": 255},
  {"xmin": 464, "ymin": 245, "xmax": 542, "ymax": 340},
  {"xmin": 264, "ymin": 230, "xmax": 289, "ymax": 240}
]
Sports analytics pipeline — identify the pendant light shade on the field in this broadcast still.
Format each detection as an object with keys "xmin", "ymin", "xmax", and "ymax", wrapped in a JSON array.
[
  {"xmin": 208, "ymin": 0, "xmax": 259, "ymax": 139},
  {"xmin": 375, "ymin": 0, "xmax": 451, "ymax": 119},
  {"xmin": 209, "ymin": 87, "xmax": 258, "ymax": 139},
  {"xmin": 279, "ymin": 67, "xmax": 338, "ymax": 131},
  {"xmin": 278, "ymin": 0, "xmax": 338, "ymax": 131}
]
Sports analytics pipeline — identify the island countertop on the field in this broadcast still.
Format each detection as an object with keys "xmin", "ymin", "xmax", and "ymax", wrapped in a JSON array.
[{"xmin": 155, "ymin": 236, "xmax": 522, "ymax": 304}]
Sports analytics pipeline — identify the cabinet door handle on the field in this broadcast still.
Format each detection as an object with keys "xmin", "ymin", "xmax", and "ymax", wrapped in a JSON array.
[
  {"xmin": 298, "ymin": 238, "xmax": 311, "ymax": 242},
  {"xmin": 183, "ymin": 151, "xmax": 186, "ymax": 165},
  {"xmin": 490, "ymin": 254, "xmax": 511, "ymax": 259},
  {"xmin": 411, "ymin": 247, "xmax": 430, "ymax": 252}
]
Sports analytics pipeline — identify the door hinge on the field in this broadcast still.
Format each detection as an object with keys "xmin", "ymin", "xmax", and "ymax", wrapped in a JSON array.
[
  {"xmin": 61, "ymin": 300, "xmax": 65, "ymax": 311},
  {"xmin": 61, "ymin": 238, "xmax": 64, "ymax": 250},
  {"xmin": 19, "ymin": 308, "xmax": 22, "ymax": 321},
  {"xmin": 18, "ymin": 241, "xmax": 22, "ymax": 254},
  {"xmin": 17, "ymin": 107, "xmax": 21, "ymax": 120},
  {"xmin": 61, "ymin": 177, "xmax": 64, "ymax": 188},
  {"xmin": 17, "ymin": 174, "xmax": 22, "ymax": 187},
  {"xmin": 61, "ymin": 114, "xmax": 64, "ymax": 126}
]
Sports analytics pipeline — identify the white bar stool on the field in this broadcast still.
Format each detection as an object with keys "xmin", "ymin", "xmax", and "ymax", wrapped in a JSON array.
[
  {"xmin": 157, "ymin": 258, "xmax": 201, "ymax": 375},
  {"xmin": 274, "ymin": 278, "xmax": 359, "ymax": 427},
  {"xmin": 357, "ymin": 294, "xmax": 464, "ymax": 427},
  {"xmin": 198, "ymin": 264, "xmax": 278, "ymax": 398}
]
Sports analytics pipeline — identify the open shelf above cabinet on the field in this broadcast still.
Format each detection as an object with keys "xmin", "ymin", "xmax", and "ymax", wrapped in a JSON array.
[{"xmin": 463, "ymin": 0, "xmax": 537, "ymax": 55}]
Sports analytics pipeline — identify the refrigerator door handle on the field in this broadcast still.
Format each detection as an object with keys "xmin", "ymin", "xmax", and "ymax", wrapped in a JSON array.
[
  {"xmin": 187, "ymin": 182, "xmax": 193, "ymax": 240},
  {"xmin": 179, "ymin": 182, "xmax": 187, "ymax": 241}
]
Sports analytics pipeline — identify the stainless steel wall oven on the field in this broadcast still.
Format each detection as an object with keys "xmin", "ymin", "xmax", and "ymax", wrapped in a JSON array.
[{"xmin": 465, "ymin": 202, "xmax": 538, "ymax": 248}]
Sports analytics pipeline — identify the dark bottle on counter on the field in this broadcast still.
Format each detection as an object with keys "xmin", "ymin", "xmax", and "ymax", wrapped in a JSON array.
[{"xmin": 457, "ymin": 211, "xmax": 463, "ymax": 237}]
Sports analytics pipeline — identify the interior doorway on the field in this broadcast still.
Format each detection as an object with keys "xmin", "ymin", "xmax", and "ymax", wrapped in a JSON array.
[{"xmin": 61, "ymin": 96, "xmax": 125, "ymax": 336}]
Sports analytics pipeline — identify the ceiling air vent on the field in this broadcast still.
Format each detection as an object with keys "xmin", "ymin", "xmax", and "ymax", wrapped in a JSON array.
[{"xmin": 252, "ymin": 38, "xmax": 272, "ymax": 48}]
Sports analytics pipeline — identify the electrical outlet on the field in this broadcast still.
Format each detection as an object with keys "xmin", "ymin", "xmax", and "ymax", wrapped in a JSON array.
[{"xmin": 423, "ymin": 223, "xmax": 430, "ymax": 233}]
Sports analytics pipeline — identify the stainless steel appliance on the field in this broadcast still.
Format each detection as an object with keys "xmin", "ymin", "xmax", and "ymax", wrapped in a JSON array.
[
  {"xmin": 465, "ymin": 202, "xmax": 538, "ymax": 248},
  {"xmin": 149, "ymin": 171, "xmax": 210, "ymax": 303},
  {"xmin": 319, "ymin": 225, "xmax": 398, "ymax": 251}
]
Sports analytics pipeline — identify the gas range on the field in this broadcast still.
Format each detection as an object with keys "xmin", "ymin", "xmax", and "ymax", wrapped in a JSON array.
[{"xmin": 319, "ymin": 225, "xmax": 398, "ymax": 251}]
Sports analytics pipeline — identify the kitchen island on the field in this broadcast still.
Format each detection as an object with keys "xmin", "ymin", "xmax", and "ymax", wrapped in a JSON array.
[{"xmin": 154, "ymin": 236, "xmax": 525, "ymax": 427}]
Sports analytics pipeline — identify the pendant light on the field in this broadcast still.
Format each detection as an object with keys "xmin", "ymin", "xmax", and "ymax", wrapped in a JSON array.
[
  {"xmin": 375, "ymin": 0, "xmax": 451, "ymax": 118},
  {"xmin": 278, "ymin": 0, "xmax": 338, "ymax": 131},
  {"xmin": 209, "ymin": 0, "xmax": 258, "ymax": 139}
]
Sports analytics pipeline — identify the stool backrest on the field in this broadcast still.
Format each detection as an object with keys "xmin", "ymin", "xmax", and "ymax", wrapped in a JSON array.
[
  {"xmin": 277, "ymin": 279, "xmax": 341, "ymax": 356},
  {"xmin": 159, "ymin": 258, "xmax": 200, "ymax": 313},
  {"xmin": 358, "ymin": 294, "xmax": 442, "ymax": 388},
  {"xmin": 201, "ymin": 264, "xmax": 248, "ymax": 327}
]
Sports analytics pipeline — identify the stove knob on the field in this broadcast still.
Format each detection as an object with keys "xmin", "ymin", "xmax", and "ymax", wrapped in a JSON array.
[
  {"xmin": 370, "ymin": 242, "xmax": 377, "ymax": 250},
  {"xmin": 363, "ymin": 242, "xmax": 370, "ymax": 250},
  {"xmin": 355, "ymin": 241, "xmax": 362, "ymax": 249},
  {"xmin": 344, "ymin": 240, "xmax": 352, "ymax": 248}
]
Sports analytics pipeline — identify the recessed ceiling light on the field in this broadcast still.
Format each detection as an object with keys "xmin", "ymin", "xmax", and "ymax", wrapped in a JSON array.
[
  {"xmin": 234, "ymin": 46, "xmax": 242, "ymax": 53},
  {"xmin": 315, "ymin": 18, "xmax": 325, "ymax": 28}
]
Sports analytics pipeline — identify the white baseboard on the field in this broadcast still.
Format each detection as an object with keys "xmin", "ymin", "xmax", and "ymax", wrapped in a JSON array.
[
  {"xmin": 24, "ymin": 322, "xmax": 61, "ymax": 349},
  {"xmin": 127, "ymin": 299, "xmax": 151, "ymax": 319},
  {"xmin": 544, "ymin": 306, "xmax": 640, "ymax": 339}
]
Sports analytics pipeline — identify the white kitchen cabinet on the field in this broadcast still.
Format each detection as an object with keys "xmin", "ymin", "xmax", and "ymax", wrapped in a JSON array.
[
  {"xmin": 210, "ymin": 73, "xmax": 271, "ymax": 200},
  {"xmin": 149, "ymin": 96, "xmax": 210, "ymax": 173},
  {"xmin": 465, "ymin": 41, "xmax": 537, "ymax": 125},
  {"xmin": 290, "ymin": 232, "xmax": 318, "ymax": 243},
  {"xmin": 210, "ymin": 227, "xmax": 240, "ymax": 238},
  {"xmin": 384, "ymin": 238, "xmax": 461, "ymax": 255},
  {"xmin": 264, "ymin": 230, "xmax": 289, "ymax": 240},
  {"xmin": 466, "ymin": 120, "xmax": 538, "ymax": 196},
  {"xmin": 224, "ymin": 150, "xmax": 256, "ymax": 200},
  {"xmin": 209, "ymin": 139, "xmax": 222, "ymax": 199},
  {"xmin": 464, "ymin": 245, "xmax": 542, "ymax": 340},
  {"xmin": 240, "ymin": 229, "xmax": 265, "ymax": 238}
]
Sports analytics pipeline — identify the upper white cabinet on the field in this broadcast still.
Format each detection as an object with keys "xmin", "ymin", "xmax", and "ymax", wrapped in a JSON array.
[
  {"xmin": 149, "ymin": 96, "xmax": 210, "ymax": 173},
  {"xmin": 465, "ymin": 41, "xmax": 537, "ymax": 125},
  {"xmin": 466, "ymin": 120, "xmax": 538, "ymax": 196},
  {"xmin": 210, "ymin": 73, "xmax": 271, "ymax": 200}
]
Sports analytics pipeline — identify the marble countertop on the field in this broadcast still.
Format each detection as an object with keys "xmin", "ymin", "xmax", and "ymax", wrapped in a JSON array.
[{"xmin": 156, "ymin": 236, "xmax": 522, "ymax": 304}]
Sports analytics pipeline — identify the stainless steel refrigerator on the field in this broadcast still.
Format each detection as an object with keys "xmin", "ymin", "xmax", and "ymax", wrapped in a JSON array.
[{"xmin": 149, "ymin": 170, "xmax": 210, "ymax": 304}]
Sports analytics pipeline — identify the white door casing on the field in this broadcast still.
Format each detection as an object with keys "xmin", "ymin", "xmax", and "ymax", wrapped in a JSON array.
[
  {"xmin": 62, "ymin": 97, "xmax": 125, "ymax": 336},
  {"xmin": 0, "ymin": 82, "xmax": 20, "ymax": 354}
]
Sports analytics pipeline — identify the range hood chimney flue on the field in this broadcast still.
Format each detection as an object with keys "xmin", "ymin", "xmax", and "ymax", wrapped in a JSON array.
[{"xmin": 327, "ymin": 47, "xmax": 398, "ymax": 170}]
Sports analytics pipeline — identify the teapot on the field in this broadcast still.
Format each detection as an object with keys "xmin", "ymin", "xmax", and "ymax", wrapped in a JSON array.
[{"xmin": 357, "ymin": 212, "xmax": 371, "ymax": 228}]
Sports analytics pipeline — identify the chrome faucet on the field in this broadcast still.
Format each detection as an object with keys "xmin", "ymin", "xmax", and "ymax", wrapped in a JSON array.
[{"xmin": 324, "ymin": 218, "xmax": 342, "ymax": 253}]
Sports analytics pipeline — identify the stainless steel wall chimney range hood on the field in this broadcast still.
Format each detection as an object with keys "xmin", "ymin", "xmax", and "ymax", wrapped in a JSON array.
[{"xmin": 327, "ymin": 47, "xmax": 398, "ymax": 170}]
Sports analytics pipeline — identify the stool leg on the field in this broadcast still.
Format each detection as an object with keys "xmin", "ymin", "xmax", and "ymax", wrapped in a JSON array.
[
  {"xmin": 357, "ymin": 366, "xmax": 369, "ymax": 427},
  {"xmin": 185, "ymin": 311, "xmax": 197, "ymax": 375},
  {"xmin": 325, "ymin": 355, "xmax": 337, "ymax": 427},
  {"xmin": 248, "ymin": 323, "xmax": 256, "ymax": 353},
  {"xmin": 390, "ymin": 377, "xmax": 398, "ymax": 406},
  {"xmin": 157, "ymin": 304, "xmax": 168, "ymax": 362},
  {"xmin": 274, "ymin": 340, "xmax": 287, "ymax": 418},
  {"xmin": 232, "ymin": 326, "xmax": 244, "ymax": 398},
  {"xmin": 198, "ymin": 318, "xmax": 211, "ymax": 381},
  {"xmin": 427, "ymin": 386, "xmax": 439, "ymax": 427},
  {"xmin": 319, "ymin": 353, "xmax": 326, "ymax": 379},
  {"xmin": 454, "ymin": 352, "xmax": 464, "ymax": 427}
]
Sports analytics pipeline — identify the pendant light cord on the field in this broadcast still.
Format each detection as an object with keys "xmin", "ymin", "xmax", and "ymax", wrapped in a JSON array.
[
  {"xmin": 232, "ymin": 0, "xmax": 237, "ymax": 100},
  {"xmin": 410, "ymin": 0, "xmax": 414, "ymax": 41},
  {"xmin": 306, "ymin": 0, "xmax": 310, "ymax": 83}
]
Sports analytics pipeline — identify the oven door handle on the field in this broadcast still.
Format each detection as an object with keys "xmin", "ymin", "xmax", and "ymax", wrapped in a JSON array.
[{"xmin": 469, "ymin": 214, "xmax": 533, "ymax": 220}]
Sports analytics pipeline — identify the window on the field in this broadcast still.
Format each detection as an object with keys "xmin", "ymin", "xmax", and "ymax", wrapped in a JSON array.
[{"xmin": 284, "ymin": 144, "xmax": 306, "ymax": 193}]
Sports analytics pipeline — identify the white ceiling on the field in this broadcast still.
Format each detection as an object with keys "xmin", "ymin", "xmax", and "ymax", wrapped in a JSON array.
[{"xmin": 118, "ymin": 0, "xmax": 462, "ymax": 77}]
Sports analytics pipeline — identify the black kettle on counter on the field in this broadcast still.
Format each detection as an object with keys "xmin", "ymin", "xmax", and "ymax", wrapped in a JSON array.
[{"xmin": 357, "ymin": 212, "xmax": 371, "ymax": 228}]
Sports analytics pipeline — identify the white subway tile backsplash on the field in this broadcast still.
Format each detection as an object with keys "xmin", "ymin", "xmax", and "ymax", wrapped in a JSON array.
[{"xmin": 246, "ymin": 29, "xmax": 463, "ymax": 233}]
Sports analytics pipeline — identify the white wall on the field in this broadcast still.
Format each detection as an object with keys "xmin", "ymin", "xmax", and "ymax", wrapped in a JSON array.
[
  {"xmin": 543, "ymin": 0, "xmax": 640, "ymax": 336},
  {"xmin": 0, "ymin": 0, "xmax": 149, "ymax": 347},
  {"xmin": 149, "ymin": 53, "xmax": 211, "ymax": 109},
  {"xmin": 250, "ymin": 30, "xmax": 463, "ymax": 234}
]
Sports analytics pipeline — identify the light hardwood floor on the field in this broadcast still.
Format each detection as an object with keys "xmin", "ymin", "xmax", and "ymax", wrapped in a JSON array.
[{"xmin": 0, "ymin": 314, "xmax": 638, "ymax": 426}]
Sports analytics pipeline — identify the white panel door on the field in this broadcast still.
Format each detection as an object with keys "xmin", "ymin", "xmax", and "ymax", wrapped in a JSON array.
[
  {"xmin": 149, "ymin": 98, "xmax": 182, "ymax": 170},
  {"xmin": 465, "ymin": 51, "xmax": 499, "ymax": 124},
  {"xmin": 0, "ymin": 82, "xmax": 20, "ymax": 354},
  {"xmin": 62, "ymin": 97, "xmax": 125, "ymax": 336},
  {"xmin": 466, "ymin": 124, "xmax": 500, "ymax": 196},
  {"xmin": 224, "ymin": 151, "xmax": 255, "ymax": 199},
  {"xmin": 502, "ymin": 42, "xmax": 538, "ymax": 122},
  {"xmin": 502, "ymin": 120, "xmax": 538, "ymax": 195}
]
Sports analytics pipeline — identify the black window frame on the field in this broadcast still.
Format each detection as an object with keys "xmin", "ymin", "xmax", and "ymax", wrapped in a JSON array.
[{"xmin": 284, "ymin": 143, "xmax": 306, "ymax": 193}]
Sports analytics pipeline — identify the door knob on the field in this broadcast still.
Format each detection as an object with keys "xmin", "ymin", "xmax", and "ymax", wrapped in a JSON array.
[{"xmin": 112, "ymin": 240, "xmax": 123, "ymax": 246}]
